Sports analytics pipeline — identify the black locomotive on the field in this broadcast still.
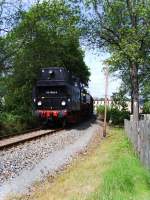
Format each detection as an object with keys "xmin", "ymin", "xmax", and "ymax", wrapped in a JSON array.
[{"xmin": 33, "ymin": 67, "xmax": 93, "ymax": 127}]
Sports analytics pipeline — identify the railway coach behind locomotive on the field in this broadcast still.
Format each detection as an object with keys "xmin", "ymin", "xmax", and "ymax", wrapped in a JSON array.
[{"xmin": 33, "ymin": 67, "xmax": 93, "ymax": 127}]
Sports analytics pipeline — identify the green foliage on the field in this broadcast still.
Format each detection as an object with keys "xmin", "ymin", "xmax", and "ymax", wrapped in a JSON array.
[
  {"xmin": 110, "ymin": 108, "xmax": 130, "ymax": 125},
  {"xmin": 83, "ymin": 0, "xmax": 150, "ymax": 59},
  {"xmin": 9, "ymin": 0, "xmax": 90, "ymax": 84},
  {"xmin": 96, "ymin": 105, "xmax": 130, "ymax": 125},
  {"xmin": 0, "ymin": 0, "xmax": 23, "ymax": 74},
  {"xmin": 111, "ymin": 90, "xmax": 129, "ymax": 111},
  {"xmin": 0, "ymin": 77, "xmax": 7, "ymax": 111},
  {"xmin": 81, "ymin": 0, "xmax": 150, "ymax": 120},
  {"xmin": 1, "ymin": 0, "xmax": 90, "ymax": 133},
  {"xmin": 96, "ymin": 105, "xmax": 111, "ymax": 122},
  {"xmin": 0, "ymin": 113, "xmax": 23, "ymax": 135},
  {"xmin": 142, "ymin": 82, "xmax": 150, "ymax": 113},
  {"xmin": 143, "ymin": 101, "xmax": 150, "ymax": 114},
  {"xmin": 0, "ymin": 111, "xmax": 38, "ymax": 136}
]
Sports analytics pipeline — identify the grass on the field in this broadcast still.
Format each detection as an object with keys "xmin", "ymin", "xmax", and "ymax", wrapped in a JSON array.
[
  {"xmin": 87, "ymin": 129, "xmax": 150, "ymax": 200},
  {"xmin": 8, "ymin": 128, "xmax": 150, "ymax": 200}
]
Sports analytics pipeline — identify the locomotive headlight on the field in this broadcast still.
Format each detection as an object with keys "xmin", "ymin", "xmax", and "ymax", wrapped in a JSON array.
[
  {"xmin": 61, "ymin": 101, "xmax": 66, "ymax": 106},
  {"xmin": 37, "ymin": 101, "xmax": 42, "ymax": 106}
]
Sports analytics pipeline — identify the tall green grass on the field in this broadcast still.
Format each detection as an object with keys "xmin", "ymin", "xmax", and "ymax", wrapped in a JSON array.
[{"xmin": 88, "ymin": 128, "xmax": 150, "ymax": 200}]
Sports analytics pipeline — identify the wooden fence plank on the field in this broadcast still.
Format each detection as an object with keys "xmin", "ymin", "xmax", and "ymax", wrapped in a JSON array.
[{"xmin": 124, "ymin": 119, "xmax": 150, "ymax": 168}]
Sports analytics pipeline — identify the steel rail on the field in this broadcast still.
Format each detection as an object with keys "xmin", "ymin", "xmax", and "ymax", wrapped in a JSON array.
[
  {"xmin": 0, "ymin": 127, "xmax": 42, "ymax": 140},
  {"xmin": 0, "ymin": 128, "xmax": 63, "ymax": 149}
]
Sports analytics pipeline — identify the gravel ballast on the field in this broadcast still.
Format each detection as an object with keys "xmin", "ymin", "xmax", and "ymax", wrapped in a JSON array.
[{"xmin": 0, "ymin": 119, "xmax": 101, "ymax": 200}]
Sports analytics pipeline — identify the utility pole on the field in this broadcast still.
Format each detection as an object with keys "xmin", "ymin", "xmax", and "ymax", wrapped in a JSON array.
[{"xmin": 103, "ymin": 64, "xmax": 109, "ymax": 137}]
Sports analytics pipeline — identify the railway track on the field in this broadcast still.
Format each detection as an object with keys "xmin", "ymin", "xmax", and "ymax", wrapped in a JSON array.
[
  {"xmin": 0, "ymin": 128, "xmax": 63, "ymax": 149},
  {"xmin": 0, "ymin": 127, "xmax": 42, "ymax": 140}
]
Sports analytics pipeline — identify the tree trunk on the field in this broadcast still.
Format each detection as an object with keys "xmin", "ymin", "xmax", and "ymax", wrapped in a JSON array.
[
  {"xmin": 129, "ymin": 63, "xmax": 134, "ymax": 115},
  {"xmin": 127, "ymin": 0, "xmax": 139, "ymax": 122},
  {"xmin": 131, "ymin": 62, "xmax": 139, "ymax": 122},
  {"xmin": 131, "ymin": 89, "xmax": 133, "ymax": 114}
]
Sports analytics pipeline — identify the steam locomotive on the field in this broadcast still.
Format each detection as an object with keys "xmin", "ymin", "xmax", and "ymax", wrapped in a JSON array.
[{"xmin": 33, "ymin": 67, "xmax": 93, "ymax": 127}]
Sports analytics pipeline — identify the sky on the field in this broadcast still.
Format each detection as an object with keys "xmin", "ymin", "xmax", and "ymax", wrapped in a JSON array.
[{"xmin": 84, "ymin": 50, "xmax": 121, "ymax": 98}]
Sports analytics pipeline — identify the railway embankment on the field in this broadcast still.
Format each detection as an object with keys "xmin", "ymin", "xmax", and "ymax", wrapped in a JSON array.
[
  {"xmin": 0, "ymin": 118, "xmax": 102, "ymax": 200},
  {"xmin": 6, "ymin": 127, "xmax": 150, "ymax": 200}
]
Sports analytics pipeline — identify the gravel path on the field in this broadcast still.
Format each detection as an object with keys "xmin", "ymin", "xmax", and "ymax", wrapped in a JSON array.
[{"xmin": 0, "ymin": 119, "xmax": 101, "ymax": 200}]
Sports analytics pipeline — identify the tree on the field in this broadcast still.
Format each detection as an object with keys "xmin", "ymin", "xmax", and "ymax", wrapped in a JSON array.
[
  {"xmin": 4, "ymin": 0, "xmax": 90, "ymax": 119},
  {"xmin": 0, "ymin": 0, "xmax": 23, "ymax": 121},
  {"xmin": 142, "ymin": 81, "xmax": 150, "ymax": 113},
  {"xmin": 0, "ymin": 0, "xmax": 22, "ymax": 74},
  {"xmin": 111, "ymin": 89, "xmax": 129, "ymax": 111},
  {"xmin": 79, "ymin": 0, "xmax": 150, "ymax": 122}
]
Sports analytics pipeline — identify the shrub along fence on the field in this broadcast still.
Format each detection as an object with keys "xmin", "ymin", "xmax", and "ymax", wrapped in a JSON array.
[{"xmin": 124, "ymin": 119, "xmax": 150, "ymax": 168}]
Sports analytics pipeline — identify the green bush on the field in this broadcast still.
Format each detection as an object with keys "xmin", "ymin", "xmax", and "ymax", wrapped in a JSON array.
[
  {"xmin": 96, "ymin": 105, "xmax": 111, "ymax": 122},
  {"xmin": 0, "ymin": 112, "xmax": 38, "ymax": 136},
  {"xmin": 96, "ymin": 105, "xmax": 130, "ymax": 125},
  {"xmin": 110, "ymin": 108, "xmax": 130, "ymax": 125},
  {"xmin": 143, "ymin": 101, "xmax": 150, "ymax": 113}
]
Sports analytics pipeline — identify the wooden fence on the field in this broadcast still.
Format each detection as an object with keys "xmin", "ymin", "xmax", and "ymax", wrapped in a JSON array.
[{"xmin": 124, "ymin": 119, "xmax": 150, "ymax": 168}]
